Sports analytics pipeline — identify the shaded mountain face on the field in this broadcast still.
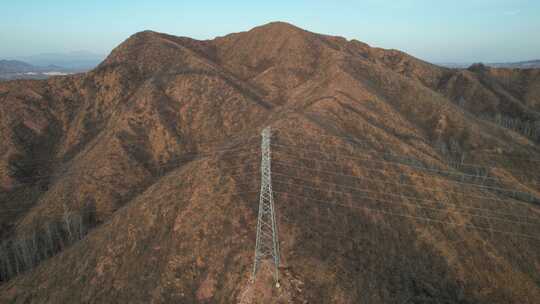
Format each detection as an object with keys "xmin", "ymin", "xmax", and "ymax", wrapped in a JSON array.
[{"xmin": 0, "ymin": 22, "xmax": 539, "ymax": 303}]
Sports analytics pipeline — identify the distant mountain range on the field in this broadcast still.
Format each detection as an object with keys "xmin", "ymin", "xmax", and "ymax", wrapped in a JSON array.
[
  {"xmin": 0, "ymin": 60, "xmax": 36, "ymax": 73},
  {"xmin": 488, "ymin": 60, "xmax": 540, "ymax": 68},
  {"xmin": 14, "ymin": 51, "xmax": 105, "ymax": 70},
  {"xmin": 0, "ymin": 59, "xmax": 76, "ymax": 80},
  {"xmin": 0, "ymin": 51, "xmax": 106, "ymax": 81},
  {"xmin": 1, "ymin": 51, "xmax": 105, "ymax": 80},
  {"xmin": 438, "ymin": 60, "xmax": 540, "ymax": 69}
]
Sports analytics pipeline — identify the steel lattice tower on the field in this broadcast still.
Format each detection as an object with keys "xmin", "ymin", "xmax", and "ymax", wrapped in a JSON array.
[{"xmin": 252, "ymin": 127, "xmax": 280, "ymax": 287}]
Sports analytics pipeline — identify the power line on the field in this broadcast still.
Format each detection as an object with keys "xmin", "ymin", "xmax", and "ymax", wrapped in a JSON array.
[
  {"xmin": 0, "ymin": 186, "xmax": 260, "ymax": 220},
  {"xmin": 4, "ymin": 143, "xmax": 259, "ymax": 178},
  {"xmin": 3, "ymin": 159, "xmax": 259, "ymax": 194},
  {"xmin": 271, "ymin": 177, "xmax": 540, "ymax": 226},
  {"xmin": 271, "ymin": 142, "xmax": 540, "ymax": 184},
  {"xmin": 4, "ymin": 141, "xmax": 260, "ymax": 177},
  {"xmin": 269, "ymin": 155, "xmax": 540, "ymax": 210},
  {"xmin": 274, "ymin": 134, "xmax": 540, "ymax": 180},
  {"xmin": 276, "ymin": 152, "xmax": 532, "ymax": 201},
  {"xmin": 271, "ymin": 144, "xmax": 540, "ymax": 186},
  {"xmin": 2, "ymin": 132, "xmax": 261, "ymax": 166},
  {"xmin": 272, "ymin": 190, "xmax": 540, "ymax": 241},
  {"xmin": 280, "ymin": 129, "xmax": 540, "ymax": 163},
  {"xmin": 271, "ymin": 160, "xmax": 539, "ymax": 212},
  {"xmin": 271, "ymin": 172, "xmax": 540, "ymax": 222},
  {"xmin": 0, "ymin": 170, "xmax": 260, "ymax": 214},
  {"xmin": 2, "ymin": 147, "xmax": 260, "ymax": 191},
  {"xmin": 271, "ymin": 142, "xmax": 540, "ymax": 196}
]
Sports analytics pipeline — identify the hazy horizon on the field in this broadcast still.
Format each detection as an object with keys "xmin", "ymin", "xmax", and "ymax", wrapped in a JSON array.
[
  {"xmin": 5, "ymin": 49, "xmax": 539, "ymax": 66},
  {"xmin": 2, "ymin": 1, "xmax": 540, "ymax": 63}
]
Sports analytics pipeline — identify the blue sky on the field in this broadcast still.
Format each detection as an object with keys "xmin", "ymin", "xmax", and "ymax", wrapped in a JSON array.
[{"xmin": 1, "ymin": 0, "xmax": 539, "ymax": 63}]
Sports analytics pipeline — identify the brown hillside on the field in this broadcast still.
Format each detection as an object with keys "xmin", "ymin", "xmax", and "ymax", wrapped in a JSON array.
[{"xmin": 0, "ymin": 22, "xmax": 539, "ymax": 303}]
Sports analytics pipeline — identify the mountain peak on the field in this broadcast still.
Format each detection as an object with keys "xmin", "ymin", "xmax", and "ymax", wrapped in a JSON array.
[
  {"xmin": 128, "ymin": 30, "xmax": 162, "ymax": 40},
  {"xmin": 254, "ymin": 21, "xmax": 303, "ymax": 32},
  {"xmin": 246, "ymin": 21, "xmax": 310, "ymax": 39}
]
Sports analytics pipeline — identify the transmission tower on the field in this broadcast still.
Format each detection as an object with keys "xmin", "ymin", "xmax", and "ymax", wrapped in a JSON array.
[{"xmin": 252, "ymin": 127, "xmax": 281, "ymax": 287}]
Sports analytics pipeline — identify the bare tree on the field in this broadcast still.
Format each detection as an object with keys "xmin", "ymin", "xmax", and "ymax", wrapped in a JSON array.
[
  {"xmin": 78, "ymin": 214, "xmax": 86, "ymax": 241},
  {"xmin": 458, "ymin": 97, "xmax": 466, "ymax": 108},
  {"xmin": 28, "ymin": 230, "xmax": 39, "ymax": 268},
  {"xmin": 0, "ymin": 241, "xmax": 10, "ymax": 280},
  {"xmin": 63, "ymin": 203, "xmax": 74, "ymax": 244},
  {"xmin": 42, "ymin": 222, "xmax": 56, "ymax": 258}
]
